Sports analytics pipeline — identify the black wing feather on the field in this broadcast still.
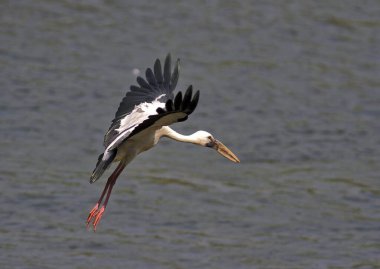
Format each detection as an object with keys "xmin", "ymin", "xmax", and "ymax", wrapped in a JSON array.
[
  {"xmin": 130, "ymin": 85, "xmax": 150, "ymax": 94},
  {"xmin": 104, "ymin": 54, "xmax": 179, "ymax": 147},
  {"xmin": 112, "ymin": 54, "xmax": 177, "ymax": 123},
  {"xmin": 145, "ymin": 68, "xmax": 158, "ymax": 88},
  {"xmin": 127, "ymin": 86, "xmax": 200, "ymax": 139},
  {"xmin": 181, "ymin": 85, "xmax": 192, "ymax": 110},
  {"xmin": 163, "ymin": 54, "xmax": 171, "ymax": 89},
  {"xmin": 170, "ymin": 59, "xmax": 179, "ymax": 91},
  {"xmin": 165, "ymin": 99, "xmax": 174, "ymax": 112},
  {"xmin": 136, "ymin": 76, "xmax": 151, "ymax": 89},
  {"xmin": 154, "ymin": 59, "xmax": 163, "ymax": 84},
  {"xmin": 174, "ymin": 91, "xmax": 182, "ymax": 110},
  {"xmin": 156, "ymin": 107, "xmax": 166, "ymax": 114},
  {"xmin": 188, "ymin": 90, "xmax": 200, "ymax": 112}
]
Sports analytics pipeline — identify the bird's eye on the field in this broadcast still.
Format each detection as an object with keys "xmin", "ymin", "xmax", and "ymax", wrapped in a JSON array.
[{"xmin": 208, "ymin": 136, "xmax": 212, "ymax": 139}]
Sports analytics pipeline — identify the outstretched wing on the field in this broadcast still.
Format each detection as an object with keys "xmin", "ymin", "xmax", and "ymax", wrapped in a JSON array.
[
  {"xmin": 133, "ymin": 85, "xmax": 200, "ymax": 134},
  {"xmin": 91, "ymin": 54, "xmax": 200, "ymax": 183},
  {"xmin": 104, "ymin": 54, "xmax": 179, "ymax": 147},
  {"xmin": 91, "ymin": 85, "xmax": 199, "ymax": 183},
  {"xmin": 105, "ymin": 86, "xmax": 199, "ymax": 151}
]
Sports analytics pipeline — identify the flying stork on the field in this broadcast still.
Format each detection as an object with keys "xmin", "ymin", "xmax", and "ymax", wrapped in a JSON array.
[{"xmin": 87, "ymin": 54, "xmax": 240, "ymax": 231}]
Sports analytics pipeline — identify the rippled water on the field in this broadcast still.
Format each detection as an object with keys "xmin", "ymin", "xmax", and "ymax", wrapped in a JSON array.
[{"xmin": 1, "ymin": 1, "xmax": 379, "ymax": 268}]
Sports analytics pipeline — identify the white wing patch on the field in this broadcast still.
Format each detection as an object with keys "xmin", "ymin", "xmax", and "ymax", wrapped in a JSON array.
[
  {"xmin": 105, "ymin": 94, "xmax": 166, "ymax": 151},
  {"xmin": 116, "ymin": 94, "xmax": 166, "ymax": 133}
]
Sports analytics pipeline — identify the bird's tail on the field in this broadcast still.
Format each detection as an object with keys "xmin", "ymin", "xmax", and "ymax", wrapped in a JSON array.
[{"xmin": 90, "ymin": 149, "xmax": 117, "ymax": 183}]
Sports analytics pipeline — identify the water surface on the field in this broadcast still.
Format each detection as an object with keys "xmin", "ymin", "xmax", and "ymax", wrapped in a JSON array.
[{"xmin": 1, "ymin": 1, "xmax": 379, "ymax": 268}]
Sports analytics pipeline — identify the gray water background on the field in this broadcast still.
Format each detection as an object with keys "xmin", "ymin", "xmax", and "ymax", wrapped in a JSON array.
[{"xmin": 1, "ymin": 1, "xmax": 379, "ymax": 268}]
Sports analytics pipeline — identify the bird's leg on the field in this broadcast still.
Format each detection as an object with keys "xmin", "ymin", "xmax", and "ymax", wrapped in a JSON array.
[
  {"xmin": 92, "ymin": 176, "xmax": 117, "ymax": 230},
  {"xmin": 86, "ymin": 178, "xmax": 112, "ymax": 228},
  {"xmin": 86, "ymin": 161, "xmax": 126, "ymax": 231}
]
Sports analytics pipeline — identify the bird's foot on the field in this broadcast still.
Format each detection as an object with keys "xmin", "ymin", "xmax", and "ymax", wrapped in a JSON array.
[
  {"xmin": 86, "ymin": 203, "xmax": 105, "ymax": 231},
  {"xmin": 86, "ymin": 203, "xmax": 99, "ymax": 229},
  {"xmin": 92, "ymin": 206, "xmax": 105, "ymax": 231}
]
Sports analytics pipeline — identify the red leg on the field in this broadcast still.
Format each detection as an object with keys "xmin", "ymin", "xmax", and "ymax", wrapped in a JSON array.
[
  {"xmin": 87, "ymin": 161, "xmax": 126, "ymax": 231},
  {"xmin": 92, "ymin": 178, "xmax": 116, "ymax": 230},
  {"xmin": 86, "ymin": 178, "xmax": 111, "ymax": 228}
]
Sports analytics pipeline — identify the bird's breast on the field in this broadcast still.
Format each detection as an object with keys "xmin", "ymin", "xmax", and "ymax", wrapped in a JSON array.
[{"xmin": 114, "ymin": 131, "xmax": 156, "ymax": 162}]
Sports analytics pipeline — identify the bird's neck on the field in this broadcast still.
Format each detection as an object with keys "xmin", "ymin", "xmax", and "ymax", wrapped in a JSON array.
[{"xmin": 158, "ymin": 126, "xmax": 202, "ymax": 145}]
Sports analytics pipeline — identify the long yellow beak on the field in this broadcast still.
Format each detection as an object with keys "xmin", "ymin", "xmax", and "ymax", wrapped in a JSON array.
[{"xmin": 213, "ymin": 140, "xmax": 240, "ymax": 163}]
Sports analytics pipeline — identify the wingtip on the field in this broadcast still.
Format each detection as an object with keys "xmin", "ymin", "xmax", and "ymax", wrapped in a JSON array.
[
  {"xmin": 90, "ymin": 169, "xmax": 103, "ymax": 184},
  {"xmin": 165, "ymin": 53, "xmax": 172, "ymax": 64},
  {"xmin": 188, "ymin": 89, "xmax": 200, "ymax": 113},
  {"xmin": 90, "ymin": 170, "xmax": 101, "ymax": 183},
  {"xmin": 89, "ymin": 176, "xmax": 96, "ymax": 184},
  {"xmin": 165, "ymin": 53, "xmax": 180, "ymax": 67}
]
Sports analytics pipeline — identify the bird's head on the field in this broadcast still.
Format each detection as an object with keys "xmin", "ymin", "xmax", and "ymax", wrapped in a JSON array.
[{"xmin": 193, "ymin": 131, "xmax": 240, "ymax": 163}]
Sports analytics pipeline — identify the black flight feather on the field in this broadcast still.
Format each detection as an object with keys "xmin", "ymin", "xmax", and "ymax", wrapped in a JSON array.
[
  {"xmin": 165, "ymin": 99, "xmax": 174, "ymax": 112},
  {"xmin": 105, "ymin": 54, "xmax": 180, "ymax": 147},
  {"xmin": 136, "ymin": 76, "xmax": 151, "ymax": 89},
  {"xmin": 154, "ymin": 59, "xmax": 163, "ymax": 84},
  {"xmin": 170, "ymin": 59, "xmax": 179, "ymax": 91},
  {"xmin": 188, "ymin": 90, "xmax": 200, "ymax": 112},
  {"xmin": 145, "ymin": 68, "xmax": 157, "ymax": 88},
  {"xmin": 163, "ymin": 54, "xmax": 171, "ymax": 89},
  {"xmin": 90, "ymin": 149, "xmax": 117, "ymax": 183},
  {"xmin": 181, "ymin": 85, "xmax": 193, "ymax": 110},
  {"xmin": 156, "ymin": 107, "xmax": 166, "ymax": 114},
  {"xmin": 174, "ymin": 91, "xmax": 182, "ymax": 110}
]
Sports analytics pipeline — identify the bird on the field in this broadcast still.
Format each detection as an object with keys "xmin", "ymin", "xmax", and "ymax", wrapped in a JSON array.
[{"xmin": 87, "ymin": 54, "xmax": 240, "ymax": 231}]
